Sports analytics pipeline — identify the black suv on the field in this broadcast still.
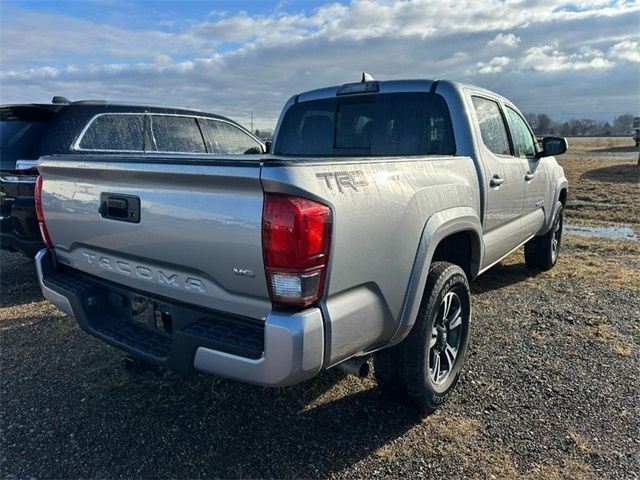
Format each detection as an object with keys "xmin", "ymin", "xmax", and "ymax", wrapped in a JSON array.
[{"xmin": 0, "ymin": 98, "xmax": 264, "ymax": 257}]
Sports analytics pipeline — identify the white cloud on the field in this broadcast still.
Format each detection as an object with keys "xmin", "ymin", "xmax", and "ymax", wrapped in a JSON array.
[
  {"xmin": 519, "ymin": 44, "xmax": 614, "ymax": 71},
  {"xmin": 608, "ymin": 40, "xmax": 640, "ymax": 62},
  {"xmin": 1, "ymin": 0, "xmax": 639, "ymax": 127},
  {"xmin": 487, "ymin": 33, "xmax": 520, "ymax": 48},
  {"xmin": 477, "ymin": 56, "xmax": 512, "ymax": 74}
]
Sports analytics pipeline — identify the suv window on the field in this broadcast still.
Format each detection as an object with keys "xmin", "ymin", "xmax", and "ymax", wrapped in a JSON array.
[
  {"xmin": 205, "ymin": 120, "xmax": 262, "ymax": 154},
  {"xmin": 505, "ymin": 106, "xmax": 536, "ymax": 157},
  {"xmin": 151, "ymin": 115, "xmax": 206, "ymax": 153},
  {"xmin": 274, "ymin": 93, "xmax": 455, "ymax": 156},
  {"xmin": 79, "ymin": 114, "xmax": 145, "ymax": 151},
  {"xmin": 0, "ymin": 106, "xmax": 56, "ymax": 168},
  {"xmin": 472, "ymin": 96, "xmax": 511, "ymax": 156}
]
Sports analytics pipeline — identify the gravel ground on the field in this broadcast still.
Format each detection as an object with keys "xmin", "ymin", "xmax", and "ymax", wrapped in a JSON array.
[{"xmin": 1, "ymin": 139, "xmax": 639, "ymax": 479}]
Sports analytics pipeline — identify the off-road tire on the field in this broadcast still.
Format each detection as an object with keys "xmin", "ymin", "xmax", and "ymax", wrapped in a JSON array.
[
  {"xmin": 373, "ymin": 261, "xmax": 471, "ymax": 414},
  {"xmin": 525, "ymin": 201, "xmax": 563, "ymax": 271}
]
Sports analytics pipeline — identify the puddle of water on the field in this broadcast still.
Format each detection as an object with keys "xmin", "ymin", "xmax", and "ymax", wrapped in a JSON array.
[{"xmin": 565, "ymin": 224, "xmax": 639, "ymax": 241}]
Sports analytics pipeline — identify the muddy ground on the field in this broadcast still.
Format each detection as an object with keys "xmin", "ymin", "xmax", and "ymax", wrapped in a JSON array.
[{"xmin": 1, "ymin": 137, "xmax": 639, "ymax": 479}]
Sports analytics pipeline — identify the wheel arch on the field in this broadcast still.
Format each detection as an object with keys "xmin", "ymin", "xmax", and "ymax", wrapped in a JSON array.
[
  {"xmin": 544, "ymin": 177, "xmax": 568, "ymax": 232},
  {"xmin": 387, "ymin": 207, "xmax": 483, "ymax": 346}
]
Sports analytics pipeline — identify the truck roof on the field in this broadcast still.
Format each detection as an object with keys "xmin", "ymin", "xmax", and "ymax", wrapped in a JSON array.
[{"xmin": 295, "ymin": 78, "xmax": 510, "ymax": 105}]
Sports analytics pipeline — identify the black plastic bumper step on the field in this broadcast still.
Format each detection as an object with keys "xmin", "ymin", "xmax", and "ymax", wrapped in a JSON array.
[
  {"xmin": 42, "ymin": 263, "xmax": 266, "ymax": 368},
  {"xmin": 95, "ymin": 319, "xmax": 172, "ymax": 359}
]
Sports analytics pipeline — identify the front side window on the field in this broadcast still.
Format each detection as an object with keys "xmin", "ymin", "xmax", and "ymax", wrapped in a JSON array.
[
  {"xmin": 206, "ymin": 120, "xmax": 262, "ymax": 154},
  {"xmin": 505, "ymin": 106, "xmax": 536, "ymax": 157},
  {"xmin": 79, "ymin": 114, "xmax": 144, "ymax": 151},
  {"xmin": 274, "ymin": 93, "xmax": 455, "ymax": 156},
  {"xmin": 472, "ymin": 96, "xmax": 511, "ymax": 156},
  {"xmin": 151, "ymin": 116, "xmax": 206, "ymax": 153}
]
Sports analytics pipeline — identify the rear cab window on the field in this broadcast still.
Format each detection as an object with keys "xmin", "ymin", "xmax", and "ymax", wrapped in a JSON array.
[{"xmin": 274, "ymin": 92, "xmax": 455, "ymax": 156}]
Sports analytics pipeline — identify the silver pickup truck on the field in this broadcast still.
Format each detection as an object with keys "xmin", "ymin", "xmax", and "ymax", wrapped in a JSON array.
[{"xmin": 35, "ymin": 77, "xmax": 568, "ymax": 412}]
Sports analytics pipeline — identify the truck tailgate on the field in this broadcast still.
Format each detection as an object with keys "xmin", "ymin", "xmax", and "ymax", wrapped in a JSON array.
[{"xmin": 38, "ymin": 157, "xmax": 271, "ymax": 320}]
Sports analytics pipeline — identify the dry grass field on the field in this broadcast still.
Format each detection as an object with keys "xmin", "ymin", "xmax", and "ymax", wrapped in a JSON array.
[
  {"xmin": 560, "ymin": 136, "xmax": 639, "ymax": 226},
  {"xmin": 1, "ymin": 137, "xmax": 639, "ymax": 479}
]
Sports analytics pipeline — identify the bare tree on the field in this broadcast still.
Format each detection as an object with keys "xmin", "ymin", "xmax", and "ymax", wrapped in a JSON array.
[
  {"xmin": 612, "ymin": 114, "xmax": 634, "ymax": 135},
  {"xmin": 537, "ymin": 114, "xmax": 553, "ymax": 135},
  {"xmin": 524, "ymin": 112, "xmax": 636, "ymax": 140}
]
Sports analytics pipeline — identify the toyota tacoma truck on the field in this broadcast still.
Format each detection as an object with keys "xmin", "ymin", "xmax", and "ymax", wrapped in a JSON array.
[{"xmin": 35, "ymin": 77, "xmax": 568, "ymax": 412}]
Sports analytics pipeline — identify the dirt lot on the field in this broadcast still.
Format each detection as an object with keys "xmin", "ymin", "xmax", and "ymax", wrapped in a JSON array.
[{"xmin": 1, "ymin": 137, "xmax": 639, "ymax": 479}]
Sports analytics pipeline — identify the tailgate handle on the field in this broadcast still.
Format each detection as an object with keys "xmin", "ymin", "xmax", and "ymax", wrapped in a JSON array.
[{"xmin": 99, "ymin": 193, "xmax": 140, "ymax": 223}]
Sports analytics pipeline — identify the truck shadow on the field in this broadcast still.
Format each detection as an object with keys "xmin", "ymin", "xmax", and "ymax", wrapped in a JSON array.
[
  {"xmin": 0, "ymin": 251, "xmax": 43, "ymax": 308},
  {"xmin": 471, "ymin": 261, "xmax": 536, "ymax": 294},
  {"xmin": 2, "ymin": 332, "xmax": 424, "ymax": 478}
]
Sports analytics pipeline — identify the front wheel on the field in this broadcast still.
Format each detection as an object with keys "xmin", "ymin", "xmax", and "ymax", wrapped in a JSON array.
[
  {"xmin": 373, "ymin": 261, "xmax": 471, "ymax": 413},
  {"xmin": 525, "ymin": 201, "xmax": 563, "ymax": 271}
]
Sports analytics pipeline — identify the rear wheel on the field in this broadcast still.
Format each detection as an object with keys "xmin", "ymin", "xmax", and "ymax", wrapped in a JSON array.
[
  {"xmin": 525, "ymin": 201, "xmax": 563, "ymax": 271},
  {"xmin": 373, "ymin": 261, "xmax": 471, "ymax": 413}
]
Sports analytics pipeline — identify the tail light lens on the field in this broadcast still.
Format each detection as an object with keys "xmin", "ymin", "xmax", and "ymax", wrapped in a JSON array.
[
  {"xmin": 34, "ymin": 175, "xmax": 54, "ymax": 249},
  {"xmin": 262, "ymin": 193, "xmax": 332, "ymax": 307}
]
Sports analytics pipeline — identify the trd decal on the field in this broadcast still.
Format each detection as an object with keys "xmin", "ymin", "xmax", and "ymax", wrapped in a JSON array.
[{"xmin": 316, "ymin": 171, "xmax": 368, "ymax": 193}]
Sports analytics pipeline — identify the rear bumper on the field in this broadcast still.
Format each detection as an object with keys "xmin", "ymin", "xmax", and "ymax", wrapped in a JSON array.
[{"xmin": 35, "ymin": 249, "xmax": 325, "ymax": 387}]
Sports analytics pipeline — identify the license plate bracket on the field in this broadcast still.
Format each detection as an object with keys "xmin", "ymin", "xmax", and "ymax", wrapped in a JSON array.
[{"xmin": 131, "ymin": 296, "xmax": 173, "ymax": 335}]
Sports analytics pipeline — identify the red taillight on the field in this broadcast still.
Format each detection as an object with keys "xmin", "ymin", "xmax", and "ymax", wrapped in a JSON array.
[
  {"xmin": 34, "ymin": 175, "xmax": 54, "ymax": 249},
  {"xmin": 262, "ymin": 193, "xmax": 332, "ymax": 307}
]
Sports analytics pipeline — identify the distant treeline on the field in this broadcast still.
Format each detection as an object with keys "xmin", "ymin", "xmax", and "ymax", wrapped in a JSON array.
[
  {"xmin": 524, "ymin": 113, "xmax": 636, "ymax": 137},
  {"xmin": 253, "ymin": 115, "xmax": 637, "ymax": 140}
]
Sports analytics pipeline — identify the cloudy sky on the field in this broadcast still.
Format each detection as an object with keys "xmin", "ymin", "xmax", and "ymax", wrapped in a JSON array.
[{"xmin": 1, "ymin": 0, "xmax": 639, "ymax": 130}]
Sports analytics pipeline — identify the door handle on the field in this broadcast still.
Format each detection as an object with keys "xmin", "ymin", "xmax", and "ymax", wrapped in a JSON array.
[
  {"xmin": 524, "ymin": 172, "xmax": 535, "ymax": 181},
  {"xmin": 489, "ymin": 175, "xmax": 504, "ymax": 187}
]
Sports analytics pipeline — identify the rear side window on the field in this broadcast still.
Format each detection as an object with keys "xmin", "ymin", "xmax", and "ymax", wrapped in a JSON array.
[
  {"xmin": 0, "ymin": 106, "xmax": 55, "ymax": 167},
  {"xmin": 0, "ymin": 121, "xmax": 47, "ymax": 157},
  {"xmin": 472, "ymin": 96, "xmax": 511, "ymax": 156},
  {"xmin": 505, "ymin": 106, "xmax": 536, "ymax": 157},
  {"xmin": 151, "ymin": 115, "xmax": 206, "ymax": 153},
  {"xmin": 274, "ymin": 93, "xmax": 455, "ymax": 156},
  {"xmin": 79, "ymin": 114, "xmax": 144, "ymax": 151},
  {"xmin": 205, "ymin": 120, "xmax": 262, "ymax": 154}
]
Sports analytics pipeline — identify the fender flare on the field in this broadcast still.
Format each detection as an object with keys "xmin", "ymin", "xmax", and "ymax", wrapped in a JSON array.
[
  {"xmin": 543, "ymin": 177, "xmax": 568, "ymax": 233},
  {"xmin": 387, "ymin": 206, "xmax": 483, "ymax": 346}
]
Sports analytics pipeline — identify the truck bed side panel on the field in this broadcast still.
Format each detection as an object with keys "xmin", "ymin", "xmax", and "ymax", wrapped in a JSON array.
[{"xmin": 261, "ymin": 156, "xmax": 480, "ymax": 365}]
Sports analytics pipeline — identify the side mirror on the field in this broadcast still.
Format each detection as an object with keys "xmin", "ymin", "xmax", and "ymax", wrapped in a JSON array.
[
  {"xmin": 264, "ymin": 141, "xmax": 272, "ymax": 154},
  {"xmin": 538, "ymin": 136, "xmax": 567, "ymax": 158}
]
